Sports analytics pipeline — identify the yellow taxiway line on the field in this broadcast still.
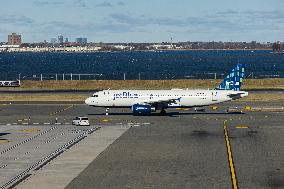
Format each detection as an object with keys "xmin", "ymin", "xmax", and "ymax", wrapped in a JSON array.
[
  {"xmin": 224, "ymin": 120, "xmax": 238, "ymax": 189},
  {"xmin": 49, "ymin": 105, "xmax": 74, "ymax": 116}
]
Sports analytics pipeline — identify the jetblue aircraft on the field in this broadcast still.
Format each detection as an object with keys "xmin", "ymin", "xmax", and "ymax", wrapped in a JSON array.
[{"xmin": 85, "ymin": 64, "xmax": 248, "ymax": 115}]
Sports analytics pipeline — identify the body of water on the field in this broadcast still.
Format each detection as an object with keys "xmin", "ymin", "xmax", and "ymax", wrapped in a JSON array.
[{"xmin": 0, "ymin": 50, "xmax": 283, "ymax": 80}]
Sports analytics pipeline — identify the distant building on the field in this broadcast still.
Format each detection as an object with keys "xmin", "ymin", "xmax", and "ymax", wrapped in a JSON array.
[
  {"xmin": 58, "ymin": 35, "xmax": 64, "ymax": 44},
  {"xmin": 65, "ymin": 38, "xmax": 69, "ymax": 43},
  {"xmin": 51, "ymin": 37, "xmax": 57, "ymax": 44},
  {"xmin": 151, "ymin": 44, "xmax": 174, "ymax": 49},
  {"xmin": 8, "ymin": 33, "xmax": 21, "ymax": 45},
  {"xmin": 76, "ymin": 38, "xmax": 87, "ymax": 44}
]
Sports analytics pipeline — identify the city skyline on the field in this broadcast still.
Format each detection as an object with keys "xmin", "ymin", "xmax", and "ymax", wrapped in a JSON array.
[{"xmin": 0, "ymin": 0, "xmax": 284, "ymax": 43}]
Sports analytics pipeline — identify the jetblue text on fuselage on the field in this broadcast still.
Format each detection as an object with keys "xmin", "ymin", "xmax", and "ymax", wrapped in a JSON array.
[{"xmin": 113, "ymin": 92, "xmax": 139, "ymax": 100}]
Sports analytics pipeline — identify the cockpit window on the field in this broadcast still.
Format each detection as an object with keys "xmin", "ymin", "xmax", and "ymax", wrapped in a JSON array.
[{"xmin": 92, "ymin": 94, "xmax": 99, "ymax": 97}]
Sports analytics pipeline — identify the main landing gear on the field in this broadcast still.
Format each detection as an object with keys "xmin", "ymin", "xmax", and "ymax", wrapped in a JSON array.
[{"xmin": 160, "ymin": 109, "xmax": 167, "ymax": 116}]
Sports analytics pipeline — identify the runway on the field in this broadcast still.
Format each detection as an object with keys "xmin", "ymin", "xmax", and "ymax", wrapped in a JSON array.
[{"xmin": 0, "ymin": 101, "xmax": 283, "ymax": 189}]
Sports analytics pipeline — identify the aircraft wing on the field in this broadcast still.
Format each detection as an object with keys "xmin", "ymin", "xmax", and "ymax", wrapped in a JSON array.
[{"xmin": 142, "ymin": 97, "xmax": 181, "ymax": 106}]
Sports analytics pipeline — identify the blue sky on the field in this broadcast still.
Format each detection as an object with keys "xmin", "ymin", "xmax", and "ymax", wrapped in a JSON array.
[{"xmin": 0, "ymin": 0, "xmax": 284, "ymax": 43}]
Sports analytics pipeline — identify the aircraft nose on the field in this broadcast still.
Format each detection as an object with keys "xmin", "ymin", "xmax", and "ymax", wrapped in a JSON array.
[{"xmin": 85, "ymin": 98, "xmax": 91, "ymax": 105}]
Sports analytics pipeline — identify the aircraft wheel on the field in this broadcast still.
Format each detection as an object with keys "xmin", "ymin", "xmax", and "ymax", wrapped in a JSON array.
[{"xmin": 160, "ymin": 109, "xmax": 167, "ymax": 116}]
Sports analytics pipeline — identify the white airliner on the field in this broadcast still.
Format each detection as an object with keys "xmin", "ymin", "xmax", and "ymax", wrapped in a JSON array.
[{"xmin": 85, "ymin": 64, "xmax": 248, "ymax": 115}]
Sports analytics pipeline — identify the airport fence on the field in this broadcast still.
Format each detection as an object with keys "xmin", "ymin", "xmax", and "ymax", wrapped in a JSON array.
[
  {"xmin": 1, "ymin": 71, "xmax": 283, "ymax": 82},
  {"xmin": 16, "ymin": 73, "xmax": 224, "ymax": 81}
]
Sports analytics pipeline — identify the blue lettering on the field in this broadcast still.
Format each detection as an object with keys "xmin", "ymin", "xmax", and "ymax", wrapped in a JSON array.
[{"xmin": 113, "ymin": 92, "xmax": 139, "ymax": 100}]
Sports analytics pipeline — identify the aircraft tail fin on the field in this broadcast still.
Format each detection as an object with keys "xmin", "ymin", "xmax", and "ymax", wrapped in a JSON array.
[{"xmin": 216, "ymin": 64, "xmax": 246, "ymax": 91}]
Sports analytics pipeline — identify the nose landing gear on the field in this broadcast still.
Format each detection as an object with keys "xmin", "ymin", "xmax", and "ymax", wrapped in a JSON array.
[{"xmin": 105, "ymin": 108, "xmax": 109, "ymax": 116}]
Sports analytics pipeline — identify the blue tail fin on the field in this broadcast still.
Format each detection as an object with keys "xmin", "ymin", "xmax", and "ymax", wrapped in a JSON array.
[{"xmin": 216, "ymin": 64, "xmax": 246, "ymax": 91}]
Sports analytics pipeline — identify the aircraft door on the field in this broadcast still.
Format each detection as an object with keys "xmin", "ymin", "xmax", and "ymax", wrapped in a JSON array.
[{"xmin": 212, "ymin": 91, "xmax": 218, "ymax": 101}]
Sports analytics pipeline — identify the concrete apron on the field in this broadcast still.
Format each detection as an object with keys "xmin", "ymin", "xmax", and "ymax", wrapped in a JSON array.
[{"xmin": 16, "ymin": 125, "xmax": 130, "ymax": 189}]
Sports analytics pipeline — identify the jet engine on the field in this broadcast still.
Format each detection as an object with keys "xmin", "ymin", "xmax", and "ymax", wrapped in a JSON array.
[{"xmin": 132, "ymin": 104, "xmax": 155, "ymax": 115}]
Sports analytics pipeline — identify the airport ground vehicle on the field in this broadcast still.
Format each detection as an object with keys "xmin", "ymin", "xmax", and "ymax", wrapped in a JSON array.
[
  {"xmin": 0, "ymin": 80, "xmax": 20, "ymax": 87},
  {"xmin": 72, "ymin": 117, "xmax": 90, "ymax": 126}
]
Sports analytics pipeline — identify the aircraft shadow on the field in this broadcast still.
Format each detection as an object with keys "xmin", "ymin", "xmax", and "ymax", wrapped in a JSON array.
[
  {"xmin": 0, "ymin": 133, "xmax": 10, "ymax": 137},
  {"xmin": 88, "ymin": 112, "xmax": 244, "ymax": 116}
]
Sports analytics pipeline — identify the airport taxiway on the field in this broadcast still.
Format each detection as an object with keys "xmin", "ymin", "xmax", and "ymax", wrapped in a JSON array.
[{"xmin": 0, "ymin": 102, "xmax": 283, "ymax": 189}]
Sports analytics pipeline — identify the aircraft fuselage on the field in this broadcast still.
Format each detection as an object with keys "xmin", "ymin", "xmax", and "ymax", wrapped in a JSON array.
[{"xmin": 85, "ymin": 89, "xmax": 248, "ymax": 109}]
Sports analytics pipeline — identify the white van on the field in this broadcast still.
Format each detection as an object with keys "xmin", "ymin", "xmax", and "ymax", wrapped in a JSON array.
[{"xmin": 72, "ymin": 117, "xmax": 90, "ymax": 126}]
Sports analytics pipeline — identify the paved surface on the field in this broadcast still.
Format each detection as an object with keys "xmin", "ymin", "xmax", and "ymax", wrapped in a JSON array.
[
  {"xmin": 229, "ymin": 117, "xmax": 284, "ymax": 188},
  {"xmin": 67, "ymin": 103, "xmax": 284, "ymax": 189},
  {"xmin": 0, "ymin": 124, "xmax": 97, "ymax": 189},
  {"xmin": 16, "ymin": 125, "xmax": 130, "ymax": 189},
  {"xmin": 67, "ymin": 117, "xmax": 232, "ymax": 188},
  {"xmin": 0, "ymin": 101, "xmax": 283, "ymax": 189}
]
